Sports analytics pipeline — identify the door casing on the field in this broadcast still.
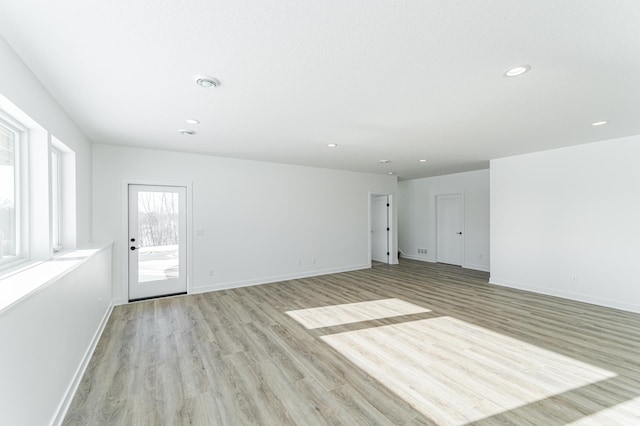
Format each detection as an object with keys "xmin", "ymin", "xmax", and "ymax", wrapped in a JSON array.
[
  {"xmin": 371, "ymin": 195, "xmax": 389, "ymax": 263},
  {"xmin": 120, "ymin": 179, "xmax": 193, "ymax": 304},
  {"xmin": 128, "ymin": 184, "xmax": 187, "ymax": 301}
]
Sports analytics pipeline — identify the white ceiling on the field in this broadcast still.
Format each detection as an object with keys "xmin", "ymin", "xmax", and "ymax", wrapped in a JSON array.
[{"xmin": 1, "ymin": 0, "xmax": 639, "ymax": 179}]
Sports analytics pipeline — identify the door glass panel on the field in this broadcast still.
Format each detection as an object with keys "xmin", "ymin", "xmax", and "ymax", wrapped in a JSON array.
[{"xmin": 137, "ymin": 191, "xmax": 180, "ymax": 283}]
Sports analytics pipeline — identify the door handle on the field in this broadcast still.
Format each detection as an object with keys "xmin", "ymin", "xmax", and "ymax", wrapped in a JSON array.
[
  {"xmin": 456, "ymin": 232, "xmax": 462, "ymax": 235},
  {"xmin": 130, "ymin": 246, "xmax": 141, "ymax": 251}
]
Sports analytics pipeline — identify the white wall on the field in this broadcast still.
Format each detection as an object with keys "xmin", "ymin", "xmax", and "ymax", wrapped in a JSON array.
[
  {"xmin": 92, "ymin": 144, "xmax": 397, "ymax": 303},
  {"xmin": 398, "ymin": 169, "xmax": 490, "ymax": 271},
  {"xmin": 0, "ymin": 36, "xmax": 112, "ymax": 425},
  {"xmin": 0, "ymin": 36, "xmax": 92, "ymax": 244},
  {"xmin": 0, "ymin": 246, "xmax": 112, "ymax": 426},
  {"xmin": 490, "ymin": 135, "xmax": 640, "ymax": 313}
]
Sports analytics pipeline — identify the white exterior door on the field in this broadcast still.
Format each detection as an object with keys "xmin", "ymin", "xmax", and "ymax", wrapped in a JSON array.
[
  {"xmin": 436, "ymin": 193, "xmax": 463, "ymax": 266},
  {"xmin": 128, "ymin": 185, "xmax": 187, "ymax": 301},
  {"xmin": 371, "ymin": 195, "xmax": 389, "ymax": 263}
]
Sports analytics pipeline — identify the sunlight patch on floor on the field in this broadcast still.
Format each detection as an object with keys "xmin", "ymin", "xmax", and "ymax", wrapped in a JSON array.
[
  {"xmin": 320, "ymin": 316, "xmax": 616, "ymax": 425},
  {"xmin": 286, "ymin": 298, "xmax": 430, "ymax": 329},
  {"xmin": 567, "ymin": 396, "xmax": 640, "ymax": 425}
]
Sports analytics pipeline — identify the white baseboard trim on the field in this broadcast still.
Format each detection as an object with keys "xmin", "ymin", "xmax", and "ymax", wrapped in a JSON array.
[
  {"xmin": 191, "ymin": 264, "xmax": 371, "ymax": 295},
  {"xmin": 489, "ymin": 277, "xmax": 640, "ymax": 314},
  {"xmin": 400, "ymin": 254, "xmax": 435, "ymax": 263},
  {"xmin": 112, "ymin": 297, "xmax": 127, "ymax": 306},
  {"xmin": 52, "ymin": 302, "xmax": 114, "ymax": 426},
  {"xmin": 400, "ymin": 255, "xmax": 490, "ymax": 273},
  {"xmin": 463, "ymin": 263, "xmax": 490, "ymax": 272}
]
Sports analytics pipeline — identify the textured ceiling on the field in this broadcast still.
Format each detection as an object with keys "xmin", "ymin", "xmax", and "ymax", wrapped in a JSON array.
[{"xmin": 1, "ymin": 0, "xmax": 639, "ymax": 179}]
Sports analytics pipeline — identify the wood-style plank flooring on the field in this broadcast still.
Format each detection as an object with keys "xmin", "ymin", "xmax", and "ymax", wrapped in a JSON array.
[{"xmin": 64, "ymin": 260, "xmax": 640, "ymax": 425}]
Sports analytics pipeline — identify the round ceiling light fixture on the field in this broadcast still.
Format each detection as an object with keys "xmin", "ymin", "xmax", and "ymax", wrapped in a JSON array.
[
  {"xmin": 185, "ymin": 119, "xmax": 200, "ymax": 125},
  {"xmin": 327, "ymin": 143, "xmax": 338, "ymax": 148},
  {"xmin": 194, "ymin": 75, "xmax": 220, "ymax": 88},
  {"xmin": 503, "ymin": 65, "xmax": 531, "ymax": 77},
  {"xmin": 379, "ymin": 159, "xmax": 391, "ymax": 164},
  {"xmin": 178, "ymin": 129, "xmax": 196, "ymax": 136},
  {"xmin": 592, "ymin": 120, "xmax": 608, "ymax": 126},
  {"xmin": 388, "ymin": 171, "xmax": 395, "ymax": 175},
  {"xmin": 419, "ymin": 159, "xmax": 428, "ymax": 163}
]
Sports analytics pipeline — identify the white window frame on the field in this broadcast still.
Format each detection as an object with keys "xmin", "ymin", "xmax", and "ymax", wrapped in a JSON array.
[
  {"xmin": 50, "ymin": 146, "xmax": 62, "ymax": 252},
  {"xmin": 0, "ymin": 113, "xmax": 28, "ymax": 270}
]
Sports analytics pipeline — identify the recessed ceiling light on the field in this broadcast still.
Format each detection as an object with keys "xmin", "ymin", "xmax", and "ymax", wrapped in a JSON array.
[
  {"xmin": 194, "ymin": 75, "xmax": 220, "ymax": 88},
  {"xmin": 419, "ymin": 159, "xmax": 428, "ymax": 163},
  {"xmin": 388, "ymin": 171, "xmax": 395, "ymax": 175},
  {"xmin": 327, "ymin": 143, "xmax": 338, "ymax": 148},
  {"xmin": 185, "ymin": 119, "xmax": 200, "ymax": 125},
  {"xmin": 379, "ymin": 160, "xmax": 390, "ymax": 164},
  {"xmin": 503, "ymin": 65, "xmax": 531, "ymax": 77},
  {"xmin": 178, "ymin": 129, "xmax": 196, "ymax": 136},
  {"xmin": 592, "ymin": 120, "xmax": 608, "ymax": 126}
]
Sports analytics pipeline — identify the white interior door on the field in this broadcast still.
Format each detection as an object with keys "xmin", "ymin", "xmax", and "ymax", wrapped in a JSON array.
[
  {"xmin": 128, "ymin": 185, "xmax": 187, "ymax": 301},
  {"xmin": 436, "ymin": 193, "xmax": 463, "ymax": 266},
  {"xmin": 371, "ymin": 195, "xmax": 389, "ymax": 263}
]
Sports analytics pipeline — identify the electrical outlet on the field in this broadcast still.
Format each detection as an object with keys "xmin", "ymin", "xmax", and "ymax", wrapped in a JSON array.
[
  {"xmin": 417, "ymin": 248, "xmax": 428, "ymax": 255},
  {"xmin": 297, "ymin": 260, "xmax": 302, "ymax": 266},
  {"xmin": 312, "ymin": 258, "xmax": 316, "ymax": 264},
  {"xmin": 209, "ymin": 269, "xmax": 215, "ymax": 277}
]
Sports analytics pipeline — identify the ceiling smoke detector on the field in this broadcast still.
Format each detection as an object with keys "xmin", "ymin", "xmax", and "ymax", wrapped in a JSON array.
[
  {"xmin": 503, "ymin": 65, "xmax": 531, "ymax": 77},
  {"xmin": 194, "ymin": 75, "xmax": 220, "ymax": 88}
]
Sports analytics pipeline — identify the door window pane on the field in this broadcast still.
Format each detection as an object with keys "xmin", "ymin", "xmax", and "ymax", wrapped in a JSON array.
[
  {"xmin": 0, "ymin": 125, "xmax": 16, "ymax": 261},
  {"xmin": 137, "ymin": 191, "xmax": 180, "ymax": 282}
]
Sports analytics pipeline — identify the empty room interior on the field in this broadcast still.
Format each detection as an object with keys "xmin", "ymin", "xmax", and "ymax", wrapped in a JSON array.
[{"xmin": 1, "ymin": 1, "xmax": 640, "ymax": 425}]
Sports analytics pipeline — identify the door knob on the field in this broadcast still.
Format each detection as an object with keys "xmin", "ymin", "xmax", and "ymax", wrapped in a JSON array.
[
  {"xmin": 130, "ymin": 246, "xmax": 141, "ymax": 251},
  {"xmin": 456, "ymin": 232, "xmax": 462, "ymax": 235}
]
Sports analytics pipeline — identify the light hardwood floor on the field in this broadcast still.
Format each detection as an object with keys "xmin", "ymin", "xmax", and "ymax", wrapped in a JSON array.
[{"xmin": 63, "ymin": 260, "xmax": 640, "ymax": 425}]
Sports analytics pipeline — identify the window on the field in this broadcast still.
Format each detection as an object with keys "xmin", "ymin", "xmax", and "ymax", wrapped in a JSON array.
[
  {"xmin": 0, "ymin": 101, "xmax": 77, "ymax": 275},
  {"xmin": 51, "ymin": 147, "xmax": 62, "ymax": 251},
  {"xmin": 0, "ymin": 122, "xmax": 18, "ymax": 264}
]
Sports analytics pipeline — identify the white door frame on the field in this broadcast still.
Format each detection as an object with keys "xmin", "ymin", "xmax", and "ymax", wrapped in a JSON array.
[
  {"xmin": 371, "ymin": 195, "xmax": 389, "ymax": 263},
  {"xmin": 368, "ymin": 192, "xmax": 398, "ymax": 265},
  {"xmin": 435, "ymin": 192, "xmax": 465, "ymax": 266},
  {"xmin": 120, "ymin": 178, "xmax": 193, "ymax": 303}
]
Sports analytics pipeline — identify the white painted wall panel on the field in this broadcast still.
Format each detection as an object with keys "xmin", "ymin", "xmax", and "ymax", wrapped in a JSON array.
[
  {"xmin": 92, "ymin": 144, "xmax": 397, "ymax": 303},
  {"xmin": 490, "ymin": 135, "xmax": 640, "ymax": 313},
  {"xmin": 0, "ymin": 36, "xmax": 92, "ymax": 244},
  {"xmin": 0, "ymin": 246, "xmax": 112, "ymax": 426},
  {"xmin": 398, "ymin": 169, "xmax": 490, "ymax": 271},
  {"xmin": 0, "ymin": 37, "xmax": 109, "ymax": 425}
]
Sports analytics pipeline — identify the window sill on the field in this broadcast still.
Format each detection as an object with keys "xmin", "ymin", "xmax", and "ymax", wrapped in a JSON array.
[{"xmin": 0, "ymin": 242, "xmax": 112, "ymax": 317}]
